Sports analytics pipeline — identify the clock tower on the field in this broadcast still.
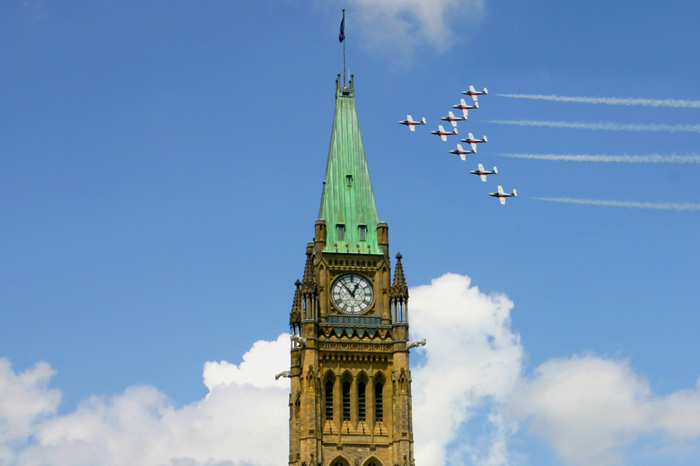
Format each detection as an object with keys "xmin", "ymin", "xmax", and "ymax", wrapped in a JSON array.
[{"xmin": 287, "ymin": 76, "xmax": 417, "ymax": 466}]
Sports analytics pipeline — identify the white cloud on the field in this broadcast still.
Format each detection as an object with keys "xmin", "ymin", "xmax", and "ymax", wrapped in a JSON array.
[
  {"xmin": 513, "ymin": 355, "xmax": 700, "ymax": 466},
  {"xmin": 2, "ymin": 274, "xmax": 700, "ymax": 466},
  {"xmin": 409, "ymin": 273, "xmax": 523, "ymax": 466},
  {"xmin": 203, "ymin": 334, "xmax": 291, "ymax": 391},
  {"xmin": 0, "ymin": 359, "xmax": 60, "ymax": 465},
  {"xmin": 338, "ymin": 0, "xmax": 487, "ymax": 58},
  {"xmin": 2, "ymin": 340, "xmax": 290, "ymax": 466}
]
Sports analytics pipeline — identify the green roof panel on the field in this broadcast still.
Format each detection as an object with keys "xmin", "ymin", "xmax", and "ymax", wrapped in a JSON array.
[{"xmin": 318, "ymin": 80, "xmax": 381, "ymax": 255}]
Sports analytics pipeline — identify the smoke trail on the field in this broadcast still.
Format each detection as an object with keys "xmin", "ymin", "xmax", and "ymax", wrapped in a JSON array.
[
  {"xmin": 487, "ymin": 120, "xmax": 700, "ymax": 133},
  {"xmin": 534, "ymin": 197, "xmax": 700, "ymax": 212},
  {"xmin": 497, "ymin": 153, "xmax": 700, "ymax": 164},
  {"xmin": 496, "ymin": 94, "xmax": 700, "ymax": 108},
  {"xmin": 497, "ymin": 93, "xmax": 700, "ymax": 109}
]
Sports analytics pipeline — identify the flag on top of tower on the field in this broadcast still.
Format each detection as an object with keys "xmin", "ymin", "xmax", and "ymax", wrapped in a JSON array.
[{"xmin": 339, "ymin": 14, "xmax": 345, "ymax": 42}]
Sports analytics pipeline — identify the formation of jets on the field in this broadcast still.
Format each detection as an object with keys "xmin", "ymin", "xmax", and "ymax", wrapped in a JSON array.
[{"xmin": 398, "ymin": 85, "xmax": 518, "ymax": 205}]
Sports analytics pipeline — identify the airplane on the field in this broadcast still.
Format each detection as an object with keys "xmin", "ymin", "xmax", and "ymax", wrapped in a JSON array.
[
  {"xmin": 460, "ymin": 132, "xmax": 488, "ymax": 151},
  {"xmin": 452, "ymin": 99, "xmax": 478, "ymax": 118},
  {"xmin": 462, "ymin": 85, "xmax": 489, "ymax": 102},
  {"xmin": 431, "ymin": 125, "xmax": 458, "ymax": 142},
  {"xmin": 489, "ymin": 185, "xmax": 517, "ymax": 205},
  {"xmin": 440, "ymin": 111, "xmax": 467, "ymax": 128},
  {"xmin": 469, "ymin": 163, "xmax": 498, "ymax": 182},
  {"xmin": 448, "ymin": 143, "xmax": 476, "ymax": 160},
  {"xmin": 398, "ymin": 115, "xmax": 427, "ymax": 131}
]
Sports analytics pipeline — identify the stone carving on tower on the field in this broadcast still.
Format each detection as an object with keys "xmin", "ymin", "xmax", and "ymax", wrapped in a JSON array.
[{"xmin": 287, "ymin": 76, "xmax": 421, "ymax": 466}]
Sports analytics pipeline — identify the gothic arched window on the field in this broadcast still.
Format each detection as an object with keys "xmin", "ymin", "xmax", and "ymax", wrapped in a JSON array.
[
  {"xmin": 342, "ymin": 380, "xmax": 351, "ymax": 420},
  {"xmin": 374, "ymin": 381, "xmax": 383, "ymax": 422},
  {"xmin": 325, "ymin": 380, "xmax": 334, "ymax": 420},
  {"xmin": 358, "ymin": 380, "xmax": 366, "ymax": 421}
]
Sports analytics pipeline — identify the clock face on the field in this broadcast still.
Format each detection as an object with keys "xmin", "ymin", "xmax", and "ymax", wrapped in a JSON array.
[{"xmin": 331, "ymin": 274, "xmax": 374, "ymax": 315}]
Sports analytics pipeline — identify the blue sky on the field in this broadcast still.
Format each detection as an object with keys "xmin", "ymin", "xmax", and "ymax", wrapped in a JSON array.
[{"xmin": 1, "ymin": 1, "xmax": 700, "ymax": 465}]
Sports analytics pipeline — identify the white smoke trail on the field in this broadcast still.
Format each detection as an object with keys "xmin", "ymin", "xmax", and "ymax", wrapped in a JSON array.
[
  {"xmin": 497, "ymin": 153, "xmax": 700, "ymax": 164},
  {"xmin": 534, "ymin": 197, "xmax": 700, "ymax": 212},
  {"xmin": 487, "ymin": 120, "xmax": 700, "ymax": 133},
  {"xmin": 497, "ymin": 93, "xmax": 700, "ymax": 109}
]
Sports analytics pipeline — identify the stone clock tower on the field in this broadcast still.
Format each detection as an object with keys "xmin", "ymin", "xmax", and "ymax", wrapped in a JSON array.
[{"xmin": 287, "ymin": 76, "xmax": 419, "ymax": 466}]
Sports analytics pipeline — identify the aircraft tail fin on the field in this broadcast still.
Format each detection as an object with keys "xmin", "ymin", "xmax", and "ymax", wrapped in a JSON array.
[
  {"xmin": 512, "ymin": 188, "xmax": 518, "ymax": 197},
  {"xmin": 483, "ymin": 87, "xmax": 489, "ymax": 94},
  {"xmin": 421, "ymin": 117, "xmax": 426, "ymax": 124},
  {"xmin": 493, "ymin": 166, "xmax": 498, "ymax": 174},
  {"xmin": 483, "ymin": 135, "xmax": 488, "ymax": 142}
]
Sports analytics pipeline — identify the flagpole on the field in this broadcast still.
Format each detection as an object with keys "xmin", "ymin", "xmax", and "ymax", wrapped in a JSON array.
[{"xmin": 342, "ymin": 9, "xmax": 346, "ymax": 88}]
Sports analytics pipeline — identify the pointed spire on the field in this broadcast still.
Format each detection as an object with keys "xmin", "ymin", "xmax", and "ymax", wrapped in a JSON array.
[
  {"xmin": 301, "ymin": 242, "xmax": 317, "ymax": 294},
  {"xmin": 391, "ymin": 252, "xmax": 409, "ymax": 301},
  {"xmin": 318, "ymin": 76, "xmax": 381, "ymax": 255},
  {"xmin": 290, "ymin": 279, "xmax": 302, "ymax": 329}
]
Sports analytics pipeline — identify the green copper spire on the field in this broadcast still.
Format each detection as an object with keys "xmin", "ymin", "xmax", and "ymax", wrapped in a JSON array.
[{"xmin": 318, "ymin": 76, "xmax": 381, "ymax": 255}]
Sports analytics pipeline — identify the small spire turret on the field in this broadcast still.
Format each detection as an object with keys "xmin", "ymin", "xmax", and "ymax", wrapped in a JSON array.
[
  {"xmin": 290, "ymin": 279, "xmax": 302, "ymax": 330},
  {"xmin": 391, "ymin": 252, "xmax": 409, "ymax": 323}
]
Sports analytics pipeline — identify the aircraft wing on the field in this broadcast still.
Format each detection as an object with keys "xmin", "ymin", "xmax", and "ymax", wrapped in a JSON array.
[
  {"xmin": 409, "ymin": 125, "xmax": 415, "ymax": 132},
  {"xmin": 440, "ymin": 135, "xmax": 447, "ymax": 142},
  {"xmin": 469, "ymin": 142, "xmax": 477, "ymax": 151},
  {"xmin": 499, "ymin": 197, "xmax": 506, "ymax": 205},
  {"xmin": 497, "ymin": 185, "xmax": 505, "ymax": 195},
  {"xmin": 480, "ymin": 174, "xmax": 487, "ymax": 182},
  {"xmin": 460, "ymin": 153, "xmax": 466, "ymax": 161}
]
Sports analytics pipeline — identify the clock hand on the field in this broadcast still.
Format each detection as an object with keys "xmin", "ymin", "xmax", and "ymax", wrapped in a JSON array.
[{"xmin": 341, "ymin": 281, "xmax": 354, "ymax": 297}]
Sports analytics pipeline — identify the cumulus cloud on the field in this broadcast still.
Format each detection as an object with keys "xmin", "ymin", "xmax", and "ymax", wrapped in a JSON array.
[
  {"xmin": 1, "ymin": 340, "xmax": 290, "ymax": 466},
  {"xmin": 513, "ymin": 355, "xmax": 700, "ymax": 466},
  {"xmin": 0, "ymin": 359, "xmax": 60, "ymax": 463},
  {"xmin": 2, "ymin": 274, "xmax": 700, "ymax": 466},
  {"xmin": 409, "ymin": 273, "xmax": 523, "ymax": 466},
  {"xmin": 203, "ymin": 334, "xmax": 291, "ymax": 391},
  {"xmin": 338, "ymin": 0, "xmax": 487, "ymax": 58}
]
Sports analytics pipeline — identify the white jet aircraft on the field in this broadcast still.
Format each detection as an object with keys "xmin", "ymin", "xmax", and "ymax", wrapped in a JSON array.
[
  {"xmin": 449, "ymin": 144, "xmax": 476, "ymax": 160},
  {"xmin": 431, "ymin": 125, "xmax": 458, "ymax": 142},
  {"xmin": 489, "ymin": 185, "xmax": 517, "ymax": 205},
  {"xmin": 460, "ymin": 132, "xmax": 488, "ymax": 151},
  {"xmin": 462, "ymin": 85, "xmax": 489, "ymax": 102},
  {"xmin": 398, "ymin": 115, "xmax": 427, "ymax": 131},
  {"xmin": 469, "ymin": 164, "xmax": 498, "ymax": 182},
  {"xmin": 452, "ymin": 99, "xmax": 478, "ymax": 118},
  {"xmin": 440, "ymin": 111, "xmax": 467, "ymax": 127}
]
